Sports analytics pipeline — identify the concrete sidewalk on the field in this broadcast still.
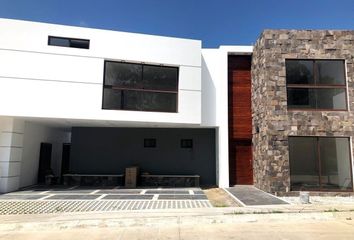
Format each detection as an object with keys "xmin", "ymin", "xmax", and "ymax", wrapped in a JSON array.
[
  {"xmin": 0, "ymin": 210, "xmax": 354, "ymax": 240},
  {"xmin": 1, "ymin": 218, "xmax": 354, "ymax": 240},
  {"xmin": 1, "ymin": 203, "xmax": 354, "ymax": 232}
]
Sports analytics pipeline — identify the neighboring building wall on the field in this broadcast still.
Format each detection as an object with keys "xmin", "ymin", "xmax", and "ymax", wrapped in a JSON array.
[
  {"xmin": 20, "ymin": 122, "xmax": 70, "ymax": 188},
  {"xmin": 252, "ymin": 30, "xmax": 354, "ymax": 193},
  {"xmin": 0, "ymin": 18, "xmax": 201, "ymax": 126},
  {"xmin": 70, "ymin": 127, "xmax": 216, "ymax": 185}
]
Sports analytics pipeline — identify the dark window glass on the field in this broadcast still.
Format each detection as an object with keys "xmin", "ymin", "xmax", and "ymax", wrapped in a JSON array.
[
  {"xmin": 48, "ymin": 36, "xmax": 90, "ymax": 49},
  {"xmin": 144, "ymin": 139, "xmax": 156, "ymax": 148},
  {"xmin": 286, "ymin": 59, "xmax": 347, "ymax": 110},
  {"xmin": 70, "ymin": 39, "xmax": 90, "ymax": 49},
  {"xmin": 49, "ymin": 37, "xmax": 70, "ymax": 47},
  {"xmin": 102, "ymin": 88, "xmax": 122, "ymax": 109},
  {"xmin": 123, "ymin": 90, "xmax": 177, "ymax": 112},
  {"xmin": 319, "ymin": 138, "xmax": 353, "ymax": 190},
  {"xmin": 316, "ymin": 60, "xmax": 345, "ymax": 85},
  {"xmin": 287, "ymin": 88, "xmax": 346, "ymax": 110},
  {"xmin": 102, "ymin": 60, "xmax": 178, "ymax": 112},
  {"xmin": 289, "ymin": 137, "xmax": 353, "ymax": 191},
  {"xmin": 287, "ymin": 88, "xmax": 316, "ymax": 109},
  {"xmin": 316, "ymin": 88, "xmax": 346, "ymax": 110},
  {"xmin": 286, "ymin": 60, "xmax": 314, "ymax": 84},
  {"xmin": 105, "ymin": 62, "xmax": 142, "ymax": 88},
  {"xmin": 289, "ymin": 137, "xmax": 320, "ymax": 190},
  {"xmin": 181, "ymin": 139, "xmax": 193, "ymax": 148},
  {"xmin": 143, "ymin": 65, "xmax": 178, "ymax": 91}
]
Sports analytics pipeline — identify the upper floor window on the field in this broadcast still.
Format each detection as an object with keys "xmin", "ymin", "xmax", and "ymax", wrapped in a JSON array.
[
  {"xmin": 48, "ymin": 36, "xmax": 90, "ymax": 49},
  {"xmin": 286, "ymin": 60, "xmax": 347, "ymax": 110},
  {"xmin": 102, "ymin": 61, "xmax": 178, "ymax": 112}
]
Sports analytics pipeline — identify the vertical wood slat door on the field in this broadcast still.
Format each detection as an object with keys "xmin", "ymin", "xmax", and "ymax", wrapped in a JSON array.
[{"xmin": 228, "ymin": 55, "xmax": 253, "ymax": 186}]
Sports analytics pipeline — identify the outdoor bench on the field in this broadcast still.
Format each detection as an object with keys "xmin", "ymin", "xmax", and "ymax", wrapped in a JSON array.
[
  {"xmin": 141, "ymin": 174, "xmax": 200, "ymax": 187},
  {"xmin": 63, "ymin": 174, "xmax": 124, "ymax": 186}
]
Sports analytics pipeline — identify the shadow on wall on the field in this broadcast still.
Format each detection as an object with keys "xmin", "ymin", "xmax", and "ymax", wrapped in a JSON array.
[{"xmin": 69, "ymin": 127, "xmax": 216, "ymax": 185}]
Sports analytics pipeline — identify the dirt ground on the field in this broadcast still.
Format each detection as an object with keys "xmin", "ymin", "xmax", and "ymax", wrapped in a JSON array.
[{"xmin": 203, "ymin": 188, "xmax": 239, "ymax": 207}]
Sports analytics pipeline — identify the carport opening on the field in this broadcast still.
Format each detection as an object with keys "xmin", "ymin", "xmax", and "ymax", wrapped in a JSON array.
[{"xmin": 36, "ymin": 127, "xmax": 216, "ymax": 188}]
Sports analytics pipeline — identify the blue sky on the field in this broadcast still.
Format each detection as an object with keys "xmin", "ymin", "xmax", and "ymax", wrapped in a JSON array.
[{"xmin": 0, "ymin": 0, "xmax": 353, "ymax": 47}]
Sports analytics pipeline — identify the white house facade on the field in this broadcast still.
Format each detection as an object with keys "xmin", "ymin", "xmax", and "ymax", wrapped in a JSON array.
[{"xmin": 1, "ymin": 19, "xmax": 353, "ymax": 194}]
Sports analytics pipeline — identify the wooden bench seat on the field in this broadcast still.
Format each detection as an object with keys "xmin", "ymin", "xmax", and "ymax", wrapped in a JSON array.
[
  {"xmin": 63, "ymin": 174, "xmax": 124, "ymax": 186},
  {"xmin": 141, "ymin": 174, "xmax": 200, "ymax": 187}
]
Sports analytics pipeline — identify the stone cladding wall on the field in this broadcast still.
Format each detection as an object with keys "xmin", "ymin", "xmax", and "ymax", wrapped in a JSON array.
[{"xmin": 251, "ymin": 30, "xmax": 354, "ymax": 193}]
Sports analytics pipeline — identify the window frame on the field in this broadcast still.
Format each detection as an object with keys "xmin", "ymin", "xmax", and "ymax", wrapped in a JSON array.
[
  {"xmin": 288, "ymin": 136, "xmax": 353, "ymax": 192},
  {"xmin": 286, "ymin": 59, "xmax": 348, "ymax": 111},
  {"xmin": 102, "ymin": 60, "xmax": 179, "ymax": 113},
  {"xmin": 48, "ymin": 36, "xmax": 90, "ymax": 49}
]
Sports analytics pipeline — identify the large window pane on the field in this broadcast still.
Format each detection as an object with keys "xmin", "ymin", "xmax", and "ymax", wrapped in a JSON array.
[
  {"xmin": 317, "ymin": 60, "xmax": 345, "ymax": 85},
  {"xmin": 316, "ymin": 88, "xmax": 346, "ymax": 110},
  {"xmin": 288, "ymin": 88, "xmax": 346, "ymax": 110},
  {"xmin": 286, "ymin": 60, "xmax": 314, "ymax": 84},
  {"xmin": 143, "ymin": 65, "xmax": 178, "ymax": 91},
  {"xmin": 102, "ymin": 61, "xmax": 178, "ymax": 113},
  {"xmin": 123, "ymin": 90, "xmax": 177, "ymax": 112},
  {"xmin": 104, "ymin": 62, "xmax": 142, "ymax": 88},
  {"xmin": 287, "ymin": 88, "xmax": 316, "ymax": 109},
  {"xmin": 102, "ymin": 88, "xmax": 122, "ymax": 109},
  {"xmin": 289, "ymin": 137, "xmax": 320, "ymax": 190},
  {"xmin": 319, "ymin": 138, "xmax": 353, "ymax": 190}
]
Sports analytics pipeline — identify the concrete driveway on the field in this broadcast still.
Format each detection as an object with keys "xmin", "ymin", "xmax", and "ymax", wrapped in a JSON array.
[{"xmin": 0, "ymin": 186, "xmax": 211, "ymax": 214}]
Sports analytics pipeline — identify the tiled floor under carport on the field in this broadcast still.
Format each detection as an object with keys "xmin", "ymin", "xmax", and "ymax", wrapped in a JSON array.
[{"xmin": 0, "ymin": 186, "xmax": 212, "ymax": 215}]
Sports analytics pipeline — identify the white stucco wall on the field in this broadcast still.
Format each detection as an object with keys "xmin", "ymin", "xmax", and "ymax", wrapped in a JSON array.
[
  {"xmin": 0, "ymin": 18, "xmax": 201, "ymax": 125},
  {"xmin": 0, "ymin": 18, "xmax": 256, "ymax": 189},
  {"xmin": 20, "ymin": 122, "xmax": 70, "ymax": 188},
  {"xmin": 201, "ymin": 46, "xmax": 253, "ymax": 188}
]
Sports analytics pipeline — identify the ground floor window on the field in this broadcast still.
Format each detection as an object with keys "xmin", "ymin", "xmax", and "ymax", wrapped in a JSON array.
[{"xmin": 289, "ymin": 136, "xmax": 353, "ymax": 191}]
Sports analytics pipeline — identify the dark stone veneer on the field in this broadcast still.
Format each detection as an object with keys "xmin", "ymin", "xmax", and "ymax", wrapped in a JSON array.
[{"xmin": 251, "ymin": 30, "xmax": 354, "ymax": 193}]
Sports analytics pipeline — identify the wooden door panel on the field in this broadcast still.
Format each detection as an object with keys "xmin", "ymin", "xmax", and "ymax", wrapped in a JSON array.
[{"xmin": 228, "ymin": 55, "xmax": 253, "ymax": 186}]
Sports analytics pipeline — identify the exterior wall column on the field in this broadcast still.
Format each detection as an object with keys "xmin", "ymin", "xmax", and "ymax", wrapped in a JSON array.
[{"xmin": 0, "ymin": 117, "xmax": 24, "ymax": 193}]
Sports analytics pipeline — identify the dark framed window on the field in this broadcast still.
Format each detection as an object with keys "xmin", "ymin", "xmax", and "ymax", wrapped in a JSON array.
[
  {"xmin": 48, "ymin": 36, "xmax": 90, "ymax": 49},
  {"xmin": 181, "ymin": 139, "xmax": 193, "ymax": 148},
  {"xmin": 289, "ymin": 136, "xmax": 353, "ymax": 191},
  {"xmin": 144, "ymin": 138, "xmax": 156, "ymax": 148},
  {"xmin": 286, "ymin": 60, "xmax": 347, "ymax": 110},
  {"xmin": 102, "ymin": 61, "xmax": 178, "ymax": 112}
]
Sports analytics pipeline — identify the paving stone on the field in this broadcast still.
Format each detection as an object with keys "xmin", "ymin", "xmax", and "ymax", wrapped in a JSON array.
[
  {"xmin": 145, "ymin": 190, "xmax": 190, "ymax": 195},
  {"xmin": 102, "ymin": 195, "xmax": 154, "ymax": 200},
  {"xmin": 158, "ymin": 195, "xmax": 208, "ymax": 200},
  {"xmin": 47, "ymin": 190, "xmax": 95, "ymax": 194},
  {"xmin": 227, "ymin": 186, "xmax": 288, "ymax": 206},
  {"xmin": 98, "ymin": 190, "xmax": 142, "ymax": 194},
  {"xmin": 46, "ymin": 195, "xmax": 100, "ymax": 200},
  {"xmin": 0, "ymin": 195, "xmax": 45, "ymax": 200}
]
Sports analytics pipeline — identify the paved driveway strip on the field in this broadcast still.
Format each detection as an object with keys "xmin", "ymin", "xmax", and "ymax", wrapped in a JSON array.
[
  {"xmin": 226, "ymin": 185, "xmax": 289, "ymax": 206},
  {"xmin": 0, "ymin": 187, "xmax": 212, "ymax": 214}
]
